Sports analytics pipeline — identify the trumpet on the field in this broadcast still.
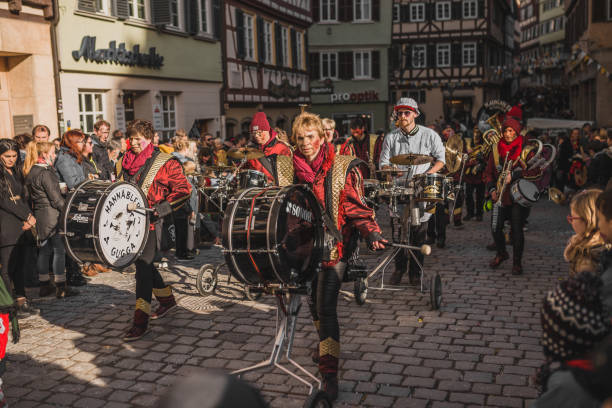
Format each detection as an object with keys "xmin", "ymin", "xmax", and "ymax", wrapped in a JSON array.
[
  {"xmin": 495, "ymin": 151, "xmax": 514, "ymax": 206},
  {"xmin": 468, "ymin": 112, "xmax": 503, "ymax": 161}
]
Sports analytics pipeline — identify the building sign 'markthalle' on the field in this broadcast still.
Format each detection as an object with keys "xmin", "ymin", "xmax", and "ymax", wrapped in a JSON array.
[{"xmin": 72, "ymin": 36, "xmax": 164, "ymax": 69}]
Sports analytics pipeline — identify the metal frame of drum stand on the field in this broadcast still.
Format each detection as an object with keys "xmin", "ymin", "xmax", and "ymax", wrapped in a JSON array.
[
  {"xmin": 231, "ymin": 288, "xmax": 333, "ymax": 408},
  {"xmin": 196, "ymin": 262, "xmax": 262, "ymax": 301}
]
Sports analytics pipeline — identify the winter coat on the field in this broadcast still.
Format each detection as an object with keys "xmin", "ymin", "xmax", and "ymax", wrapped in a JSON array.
[
  {"xmin": 25, "ymin": 164, "xmax": 65, "ymax": 242},
  {"xmin": 0, "ymin": 171, "xmax": 33, "ymax": 246},
  {"xmin": 81, "ymin": 156, "xmax": 99, "ymax": 180},
  {"xmin": 600, "ymin": 249, "xmax": 612, "ymax": 320},
  {"xmin": 55, "ymin": 147, "xmax": 85, "ymax": 190},
  {"xmin": 91, "ymin": 135, "xmax": 113, "ymax": 180},
  {"xmin": 531, "ymin": 369, "xmax": 600, "ymax": 408}
]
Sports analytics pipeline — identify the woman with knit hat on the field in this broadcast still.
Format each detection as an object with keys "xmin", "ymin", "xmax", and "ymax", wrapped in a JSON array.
[{"xmin": 484, "ymin": 117, "xmax": 542, "ymax": 275}]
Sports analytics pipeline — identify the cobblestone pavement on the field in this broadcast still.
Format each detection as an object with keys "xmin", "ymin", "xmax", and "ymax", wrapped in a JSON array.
[{"xmin": 6, "ymin": 200, "xmax": 571, "ymax": 407}]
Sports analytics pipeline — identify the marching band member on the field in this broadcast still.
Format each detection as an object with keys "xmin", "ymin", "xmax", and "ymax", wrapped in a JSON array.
[
  {"xmin": 484, "ymin": 117, "xmax": 541, "ymax": 275},
  {"xmin": 379, "ymin": 98, "xmax": 445, "ymax": 285},
  {"xmin": 250, "ymin": 112, "xmax": 292, "ymax": 157},
  {"xmin": 339, "ymin": 116, "xmax": 384, "ymax": 179},
  {"xmin": 247, "ymin": 112, "xmax": 294, "ymax": 185},
  {"xmin": 292, "ymin": 112, "xmax": 386, "ymax": 401},
  {"xmin": 117, "ymin": 120, "xmax": 191, "ymax": 341},
  {"xmin": 463, "ymin": 125, "xmax": 486, "ymax": 222}
]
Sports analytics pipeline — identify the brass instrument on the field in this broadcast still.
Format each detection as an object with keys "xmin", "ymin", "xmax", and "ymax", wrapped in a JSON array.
[
  {"xmin": 495, "ymin": 151, "xmax": 514, "ymax": 206},
  {"xmin": 445, "ymin": 133, "xmax": 464, "ymax": 174},
  {"xmin": 468, "ymin": 112, "xmax": 503, "ymax": 161}
]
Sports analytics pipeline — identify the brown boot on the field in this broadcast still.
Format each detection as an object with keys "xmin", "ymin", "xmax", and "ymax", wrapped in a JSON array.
[
  {"xmin": 56, "ymin": 281, "xmax": 79, "ymax": 298},
  {"xmin": 489, "ymin": 252, "xmax": 509, "ymax": 268},
  {"xmin": 82, "ymin": 264, "xmax": 98, "ymax": 277},
  {"xmin": 151, "ymin": 286, "xmax": 177, "ymax": 320},
  {"xmin": 124, "ymin": 306, "xmax": 150, "ymax": 342}
]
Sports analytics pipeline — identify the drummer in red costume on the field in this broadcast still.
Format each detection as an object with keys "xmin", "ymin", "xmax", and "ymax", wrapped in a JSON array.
[
  {"xmin": 118, "ymin": 120, "xmax": 192, "ymax": 341},
  {"xmin": 247, "ymin": 111, "xmax": 293, "ymax": 185},
  {"xmin": 339, "ymin": 116, "xmax": 383, "ymax": 179},
  {"xmin": 292, "ymin": 112, "xmax": 386, "ymax": 400}
]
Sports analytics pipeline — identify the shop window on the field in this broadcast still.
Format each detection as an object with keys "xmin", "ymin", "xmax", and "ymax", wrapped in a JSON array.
[
  {"xmin": 354, "ymin": 51, "xmax": 371, "ymax": 79},
  {"xmin": 354, "ymin": 0, "xmax": 371, "ymax": 21},
  {"xmin": 462, "ymin": 42, "xmax": 476, "ymax": 66},
  {"xmin": 410, "ymin": 3, "xmax": 425, "ymax": 22},
  {"xmin": 244, "ymin": 14, "xmax": 255, "ymax": 60},
  {"xmin": 412, "ymin": 45, "xmax": 427, "ymax": 68},
  {"xmin": 320, "ymin": 0, "xmax": 338, "ymax": 21},
  {"xmin": 199, "ymin": 0, "xmax": 211, "ymax": 34},
  {"xmin": 462, "ymin": 0, "xmax": 477, "ymax": 18},
  {"xmin": 437, "ymin": 43, "xmax": 450, "ymax": 67},
  {"xmin": 79, "ymin": 92, "xmax": 105, "ymax": 134},
  {"xmin": 128, "ymin": 0, "xmax": 146, "ymax": 19},
  {"xmin": 123, "ymin": 93, "xmax": 135, "ymax": 123},
  {"xmin": 321, "ymin": 52, "xmax": 338, "ymax": 79},
  {"xmin": 281, "ymin": 26, "xmax": 290, "ymax": 67},
  {"xmin": 436, "ymin": 2, "xmax": 451, "ymax": 20},
  {"xmin": 161, "ymin": 94, "xmax": 177, "ymax": 141}
]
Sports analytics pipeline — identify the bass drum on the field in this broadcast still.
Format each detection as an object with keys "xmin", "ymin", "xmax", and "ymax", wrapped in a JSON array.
[
  {"xmin": 222, "ymin": 185, "xmax": 324, "ymax": 287},
  {"xmin": 63, "ymin": 180, "xmax": 150, "ymax": 268},
  {"xmin": 510, "ymin": 179, "xmax": 540, "ymax": 207}
]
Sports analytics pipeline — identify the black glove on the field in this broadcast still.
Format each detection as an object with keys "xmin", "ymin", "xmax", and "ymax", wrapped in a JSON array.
[{"xmin": 154, "ymin": 201, "xmax": 173, "ymax": 218}]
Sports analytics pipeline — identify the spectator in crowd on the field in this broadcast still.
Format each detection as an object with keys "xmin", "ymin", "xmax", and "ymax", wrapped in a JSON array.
[
  {"xmin": 91, "ymin": 120, "xmax": 113, "ymax": 180},
  {"xmin": 532, "ymin": 272, "xmax": 610, "ymax": 408},
  {"xmin": 198, "ymin": 146, "xmax": 214, "ymax": 168},
  {"xmin": 581, "ymin": 123, "xmax": 593, "ymax": 147},
  {"xmin": 80, "ymin": 134, "xmax": 99, "ymax": 181},
  {"xmin": 112, "ymin": 130, "xmax": 127, "ymax": 153},
  {"xmin": 0, "ymin": 139, "xmax": 39, "ymax": 317},
  {"xmin": 596, "ymin": 189, "xmax": 612, "ymax": 319},
  {"xmin": 13, "ymin": 133, "xmax": 32, "ymax": 162},
  {"xmin": 23, "ymin": 142, "xmax": 78, "ymax": 299},
  {"xmin": 32, "ymin": 125, "xmax": 50, "ymax": 143},
  {"xmin": 564, "ymin": 189, "xmax": 610, "ymax": 276},
  {"xmin": 322, "ymin": 118, "xmax": 336, "ymax": 144},
  {"xmin": 107, "ymin": 139, "xmax": 122, "ymax": 180},
  {"xmin": 172, "ymin": 137, "xmax": 196, "ymax": 260},
  {"xmin": 274, "ymin": 127, "xmax": 289, "ymax": 145},
  {"xmin": 52, "ymin": 138, "xmax": 61, "ymax": 151},
  {"xmin": 556, "ymin": 133, "xmax": 573, "ymax": 192},
  {"xmin": 588, "ymin": 130, "xmax": 612, "ymax": 189},
  {"xmin": 212, "ymin": 138, "xmax": 227, "ymax": 166}
]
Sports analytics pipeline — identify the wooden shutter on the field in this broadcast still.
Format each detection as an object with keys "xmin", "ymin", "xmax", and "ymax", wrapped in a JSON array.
[
  {"xmin": 186, "ymin": 0, "xmax": 198, "ymax": 34},
  {"xmin": 428, "ymin": 44, "xmax": 436, "ymax": 67},
  {"xmin": 452, "ymin": 43, "xmax": 461, "ymax": 66},
  {"xmin": 478, "ymin": 0, "xmax": 484, "ymax": 17},
  {"xmin": 390, "ymin": 44, "xmax": 401, "ymax": 69},
  {"xmin": 403, "ymin": 45, "xmax": 411, "ymax": 69},
  {"xmin": 275, "ymin": 23, "xmax": 283, "ymax": 67},
  {"xmin": 309, "ymin": 52, "xmax": 320, "ymax": 80},
  {"xmin": 339, "ymin": 0, "xmax": 353, "ymax": 21},
  {"xmin": 236, "ymin": 10, "xmax": 246, "ymax": 59},
  {"xmin": 257, "ymin": 17, "xmax": 265, "ymax": 63},
  {"xmin": 477, "ymin": 43, "xmax": 483, "ymax": 66},
  {"xmin": 426, "ymin": 3, "xmax": 434, "ymax": 20},
  {"xmin": 291, "ymin": 29, "xmax": 297, "ymax": 68},
  {"xmin": 372, "ymin": 50, "xmax": 380, "ymax": 78},
  {"xmin": 372, "ymin": 0, "xmax": 380, "ymax": 20},
  {"xmin": 339, "ymin": 51, "xmax": 353, "ymax": 79},
  {"xmin": 400, "ymin": 4, "xmax": 410, "ymax": 21},
  {"xmin": 152, "ymin": 0, "xmax": 172, "ymax": 25},
  {"xmin": 312, "ymin": 0, "xmax": 320, "ymax": 22},
  {"xmin": 113, "ymin": 0, "xmax": 129, "ymax": 19},
  {"xmin": 78, "ymin": 0, "xmax": 96, "ymax": 12},
  {"xmin": 212, "ymin": 0, "xmax": 221, "ymax": 39},
  {"xmin": 451, "ymin": 1, "xmax": 461, "ymax": 19},
  {"xmin": 592, "ymin": 0, "xmax": 606, "ymax": 22}
]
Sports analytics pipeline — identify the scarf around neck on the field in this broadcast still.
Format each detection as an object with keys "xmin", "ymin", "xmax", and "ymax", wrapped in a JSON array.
[
  {"xmin": 293, "ymin": 143, "xmax": 332, "ymax": 183},
  {"xmin": 122, "ymin": 143, "xmax": 154, "ymax": 176},
  {"xmin": 498, "ymin": 135, "xmax": 523, "ymax": 161}
]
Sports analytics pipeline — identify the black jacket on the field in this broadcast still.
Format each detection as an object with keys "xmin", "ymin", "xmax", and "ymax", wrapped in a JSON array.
[
  {"xmin": 25, "ymin": 165, "xmax": 65, "ymax": 242},
  {"xmin": 0, "ymin": 171, "xmax": 32, "ymax": 246},
  {"xmin": 91, "ymin": 136, "xmax": 113, "ymax": 180}
]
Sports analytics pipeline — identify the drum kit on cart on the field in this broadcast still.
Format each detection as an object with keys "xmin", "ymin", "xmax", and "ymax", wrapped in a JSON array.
[{"xmin": 59, "ymin": 148, "xmax": 456, "ymax": 407}]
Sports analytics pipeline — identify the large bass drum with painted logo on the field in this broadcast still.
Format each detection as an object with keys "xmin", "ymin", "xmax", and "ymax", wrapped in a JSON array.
[
  {"xmin": 222, "ymin": 185, "xmax": 324, "ymax": 287},
  {"xmin": 63, "ymin": 180, "xmax": 150, "ymax": 268}
]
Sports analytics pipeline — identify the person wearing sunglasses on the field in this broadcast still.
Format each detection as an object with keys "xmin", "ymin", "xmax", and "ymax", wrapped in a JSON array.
[
  {"xmin": 564, "ymin": 189, "xmax": 610, "ymax": 276},
  {"xmin": 379, "ymin": 98, "xmax": 446, "ymax": 286}
]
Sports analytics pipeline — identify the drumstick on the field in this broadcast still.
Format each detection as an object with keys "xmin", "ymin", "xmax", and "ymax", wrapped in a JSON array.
[
  {"xmin": 387, "ymin": 243, "xmax": 432, "ymax": 256},
  {"xmin": 126, "ymin": 203, "xmax": 155, "ymax": 212}
]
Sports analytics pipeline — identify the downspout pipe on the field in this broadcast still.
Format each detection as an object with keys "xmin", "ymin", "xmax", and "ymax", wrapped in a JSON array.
[{"xmin": 50, "ymin": 0, "xmax": 64, "ymax": 136}]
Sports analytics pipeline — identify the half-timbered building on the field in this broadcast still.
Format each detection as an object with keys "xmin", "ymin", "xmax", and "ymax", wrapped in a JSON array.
[
  {"xmin": 222, "ymin": 0, "xmax": 311, "ymax": 139},
  {"xmin": 390, "ymin": 0, "xmax": 518, "ymax": 125}
]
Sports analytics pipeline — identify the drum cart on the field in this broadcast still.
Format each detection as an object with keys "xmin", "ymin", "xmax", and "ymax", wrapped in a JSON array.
[{"xmin": 196, "ymin": 263, "xmax": 262, "ymax": 301}]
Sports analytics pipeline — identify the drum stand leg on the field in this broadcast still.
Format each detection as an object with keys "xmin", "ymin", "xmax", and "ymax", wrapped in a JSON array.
[{"xmin": 231, "ymin": 294, "xmax": 321, "ymax": 395}]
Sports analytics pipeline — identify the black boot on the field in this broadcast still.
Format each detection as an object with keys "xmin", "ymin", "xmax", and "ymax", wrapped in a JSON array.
[
  {"xmin": 323, "ymin": 374, "xmax": 338, "ymax": 401},
  {"xmin": 56, "ymin": 281, "xmax": 80, "ymax": 298},
  {"xmin": 39, "ymin": 281, "xmax": 55, "ymax": 297}
]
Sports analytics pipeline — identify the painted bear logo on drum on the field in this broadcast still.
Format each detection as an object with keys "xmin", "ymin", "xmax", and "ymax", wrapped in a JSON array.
[{"xmin": 286, "ymin": 202, "xmax": 313, "ymax": 223}]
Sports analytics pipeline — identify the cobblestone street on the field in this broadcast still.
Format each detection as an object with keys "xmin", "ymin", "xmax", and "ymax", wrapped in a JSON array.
[{"xmin": 6, "ymin": 200, "xmax": 571, "ymax": 408}]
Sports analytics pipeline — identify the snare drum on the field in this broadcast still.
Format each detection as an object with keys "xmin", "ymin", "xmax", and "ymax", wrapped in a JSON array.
[
  {"xmin": 238, "ymin": 170, "xmax": 268, "ymax": 189},
  {"xmin": 363, "ymin": 179, "xmax": 380, "ymax": 201},
  {"xmin": 222, "ymin": 185, "xmax": 324, "ymax": 287},
  {"xmin": 510, "ymin": 179, "xmax": 539, "ymax": 207},
  {"xmin": 414, "ymin": 173, "xmax": 448, "ymax": 202},
  {"xmin": 63, "ymin": 180, "xmax": 150, "ymax": 268}
]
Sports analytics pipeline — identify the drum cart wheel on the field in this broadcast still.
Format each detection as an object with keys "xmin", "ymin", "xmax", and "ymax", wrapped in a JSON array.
[
  {"xmin": 430, "ymin": 273, "xmax": 442, "ymax": 310},
  {"xmin": 354, "ymin": 278, "xmax": 368, "ymax": 305},
  {"xmin": 243, "ymin": 284, "xmax": 263, "ymax": 301},
  {"xmin": 303, "ymin": 390, "xmax": 332, "ymax": 408},
  {"xmin": 196, "ymin": 264, "xmax": 219, "ymax": 296}
]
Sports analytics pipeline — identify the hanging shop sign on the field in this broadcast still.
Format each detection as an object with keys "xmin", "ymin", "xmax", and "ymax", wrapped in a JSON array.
[
  {"xmin": 310, "ymin": 86, "xmax": 334, "ymax": 95},
  {"xmin": 72, "ymin": 36, "xmax": 164, "ymax": 69},
  {"xmin": 330, "ymin": 90, "xmax": 379, "ymax": 104},
  {"xmin": 268, "ymin": 79, "xmax": 302, "ymax": 99}
]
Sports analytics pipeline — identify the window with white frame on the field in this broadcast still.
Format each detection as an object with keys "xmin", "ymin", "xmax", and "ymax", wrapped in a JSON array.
[
  {"xmin": 393, "ymin": 4, "xmax": 400, "ymax": 22},
  {"xmin": 354, "ymin": 51, "xmax": 371, "ymax": 79},
  {"xmin": 436, "ymin": 1, "xmax": 451, "ymax": 20},
  {"xmin": 281, "ymin": 26, "xmax": 289, "ymax": 67},
  {"xmin": 436, "ymin": 43, "xmax": 450, "ymax": 67},
  {"xmin": 79, "ymin": 92, "xmax": 105, "ymax": 134},
  {"xmin": 128, "ymin": 0, "xmax": 146, "ymax": 19},
  {"xmin": 169, "ymin": 0, "xmax": 182, "ymax": 29},
  {"xmin": 412, "ymin": 45, "xmax": 427, "ymax": 68},
  {"xmin": 463, "ymin": 0, "xmax": 477, "ymax": 18},
  {"xmin": 320, "ymin": 0, "xmax": 337, "ymax": 21},
  {"xmin": 462, "ymin": 42, "xmax": 476, "ymax": 66},
  {"xmin": 161, "ymin": 94, "xmax": 177, "ymax": 141},
  {"xmin": 410, "ymin": 3, "xmax": 425, "ymax": 21},
  {"xmin": 198, "ymin": 0, "xmax": 211, "ymax": 34},
  {"xmin": 92, "ymin": 0, "xmax": 109, "ymax": 14},
  {"xmin": 244, "ymin": 14, "xmax": 255, "ymax": 60},
  {"xmin": 608, "ymin": 0, "xmax": 611, "ymax": 20},
  {"xmin": 320, "ymin": 52, "xmax": 338, "ymax": 79},
  {"xmin": 263, "ymin": 21, "xmax": 273, "ymax": 64},
  {"xmin": 295, "ymin": 32, "xmax": 304, "ymax": 70},
  {"xmin": 354, "ymin": 0, "xmax": 372, "ymax": 21}
]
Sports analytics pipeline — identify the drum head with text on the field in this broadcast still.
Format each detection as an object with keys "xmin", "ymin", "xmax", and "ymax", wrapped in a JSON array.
[{"xmin": 95, "ymin": 183, "xmax": 149, "ymax": 267}]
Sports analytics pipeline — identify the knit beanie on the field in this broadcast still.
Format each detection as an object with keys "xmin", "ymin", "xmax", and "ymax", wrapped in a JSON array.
[
  {"xmin": 502, "ymin": 117, "xmax": 522, "ymax": 136},
  {"xmin": 541, "ymin": 272, "xmax": 611, "ymax": 362},
  {"xmin": 250, "ymin": 112, "xmax": 271, "ymax": 133}
]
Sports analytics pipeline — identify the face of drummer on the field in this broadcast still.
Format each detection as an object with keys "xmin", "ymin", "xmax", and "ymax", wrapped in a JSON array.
[
  {"xmin": 0, "ymin": 149, "xmax": 18, "ymax": 170},
  {"xmin": 503, "ymin": 126, "xmax": 517, "ymax": 144},
  {"xmin": 396, "ymin": 109, "xmax": 417, "ymax": 131},
  {"xmin": 296, "ymin": 127, "xmax": 323, "ymax": 162},
  {"xmin": 129, "ymin": 132, "xmax": 151, "ymax": 154},
  {"xmin": 251, "ymin": 129, "xmax": 271, "ymax": 146}
]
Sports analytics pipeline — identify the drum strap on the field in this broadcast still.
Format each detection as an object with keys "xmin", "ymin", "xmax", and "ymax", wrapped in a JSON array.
[
  {"xmin": 258, "ymin": 156, "xmax": 277, "ymax": 183},
  {"xmin": 325, "ymin": 155, "xmax": 362, "ymax": 231},
  {"xmin": 140, "ymin": 152, "xmax": 174, "ymax": 198},
  {"xmin": 276, "ymin": 155, "xmax": 294, "ymax": 187}
]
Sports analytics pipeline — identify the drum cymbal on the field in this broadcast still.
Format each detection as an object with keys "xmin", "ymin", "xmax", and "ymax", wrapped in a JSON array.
[
  {"xmin": 227, "ymin": 147, "xmax": 264, "ymax": 160},
  {"xmin": 376, "ymin": 168, "xmax": 407, "ymax": 178},
  {"xmin": 389, "ymin": 154, "xmax": 433, "ymax": 166}
]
